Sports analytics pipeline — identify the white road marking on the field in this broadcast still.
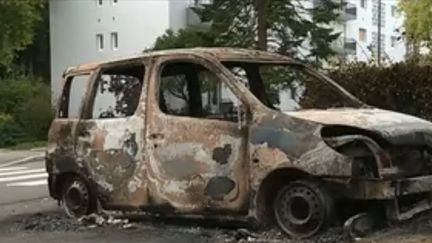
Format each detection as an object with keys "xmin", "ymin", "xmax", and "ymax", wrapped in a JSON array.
[
  {"xmin": 7, "ymin": 179, "xmax": 47, "ymax": 187},
  {"xmin": 0, "ymin": 166, "xmax": 26, "ymax": 172},
  {"xmin": 0, "ymin": 168, "xmax": 45, "ymax": 177},
  {"xmin": 0, "ymin": 173, "xmax": 47, "ymax": 182},
  {"xmin": 0, "ymin": 165, "xmax": 48, "ymax": 187}
]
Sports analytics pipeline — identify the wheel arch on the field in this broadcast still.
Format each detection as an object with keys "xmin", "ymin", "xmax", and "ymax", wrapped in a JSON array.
[
  {"xmin": 254, "ymin": 167, "xmax": 312, "ymax": 227},
  {"xmin": 52, "ymin": 172, "xmax": 91, "ymax": 200}
]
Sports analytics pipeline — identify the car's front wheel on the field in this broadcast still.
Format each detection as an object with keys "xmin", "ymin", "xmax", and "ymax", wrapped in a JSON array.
[
  {"xmin": 60, "ymin": 176, "xmax": 95, "ymax": 218},
  {"xmin": 273, "ymin": 179, "xmax": 334, "ymax": 238}
]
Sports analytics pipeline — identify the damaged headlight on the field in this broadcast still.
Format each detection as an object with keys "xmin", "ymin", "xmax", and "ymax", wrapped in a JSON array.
[
  {"xmin": 388, "ymin": 148, "xmax": 432, "ymax": 177},
  {"xmin": 323, "ymin": 135, "xmax": 381, "ymax": 178}
]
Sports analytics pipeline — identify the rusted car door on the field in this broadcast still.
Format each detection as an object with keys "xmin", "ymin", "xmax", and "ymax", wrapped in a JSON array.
[
  {"xmin": 47, "ymin": 73, "xmax": 92, "ymax": 175},
  {"xmin": 75, "ymin": 60, "xmax": 149, "ymax": 209},
  {"xmin": 145, "ymin": 55, "xmax": 249, "ymax": 213}
]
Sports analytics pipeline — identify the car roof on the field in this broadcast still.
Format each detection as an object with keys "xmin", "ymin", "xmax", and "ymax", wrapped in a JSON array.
[{"xmin": 64, "ymin": 47, "xmax": 297, "ymax": 76}]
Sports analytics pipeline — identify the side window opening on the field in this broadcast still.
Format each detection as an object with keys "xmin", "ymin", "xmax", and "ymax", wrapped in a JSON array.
[
  {"xmin": 158, "ymin": 62, "xmax": 241, "ymax": 122},
  {"xmin": 223, "ymin": 62, "xmax": 359, "ymax": 111},
  {"xmin": 91, "ymin": 64, "xmax": 144, "ymax": 119},
  {"xmin": 224, "ymin": 63, "xmax": 274, "ymax": 109},
  {"xmin": 59, "ymin": 74, "xmax": 90, "ymax": 119}
]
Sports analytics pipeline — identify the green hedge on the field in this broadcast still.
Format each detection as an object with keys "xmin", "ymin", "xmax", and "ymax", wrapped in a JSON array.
[
  {"xmin": 0, "ymin": 76, "xmax": 34, "ymax": 115},
  {"xmin": 0, "ymin": 76, "xmax": 52, "ymax": 147},
  {"xmin": 0, "ymin": 113, "xmax": 27, "ymax": 147},
  {"xmin": 329, "ymin": 61, "xmax": 432, "ymax": 121}
]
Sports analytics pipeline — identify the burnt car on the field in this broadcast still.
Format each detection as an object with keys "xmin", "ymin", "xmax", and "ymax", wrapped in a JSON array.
[{"xmin": 46, "ymin": 48, "xmax": 432, "ymax": 238}]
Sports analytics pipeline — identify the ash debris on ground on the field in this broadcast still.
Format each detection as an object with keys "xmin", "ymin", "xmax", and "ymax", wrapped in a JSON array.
[
  {"xmin": 12, "ymin": 213, "xmax": 82, "ymax": 232},
  {"xmin": 10, "ymin": 211, "xmax": 432, "ymax": 242},
  {"xmin": 12, "ymin": 213, "xmax": 134, "ymax": 232},
  {"xmin": 230, "ymin": 227, "xmax": 347, "ymax": 243},
  {"xmin": 10, "ymin": 212, "xmax": 347, "ymax": 242},
  {"xmin": 361, "ymin": 211, "xmax": 432, "ymax": 242}
]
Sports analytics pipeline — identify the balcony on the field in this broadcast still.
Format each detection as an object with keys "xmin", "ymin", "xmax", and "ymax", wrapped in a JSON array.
[
  {"xmin": 314, "ymin": 0, "xmax": 357, "ymax": 22},
  {"xmin": 338, "ymin": 2, "xmax": 357, "ymax": 22},
  {"xmin": 344, "ymin": 38, "xmax": 357, "ymax": 53},
  {"xmin": 333, "ymin": 37, "xmax": 357, "ymax": 56},
  {"xmin": 186, "ymin": 0, "xmax": 211, "ymax": 30}
]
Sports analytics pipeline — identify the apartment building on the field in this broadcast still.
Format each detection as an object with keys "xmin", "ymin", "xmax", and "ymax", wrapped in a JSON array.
[
  {"xmin": 49, "ymin": 0, "xmax": 200, "ymax": 101},
  {"xmin": 49, "ymin": 0, "xmax": 406, "ymax": 101},
  {"xmin": 332, "ymin": 0, "xmax": 406, "ymax": 63}
]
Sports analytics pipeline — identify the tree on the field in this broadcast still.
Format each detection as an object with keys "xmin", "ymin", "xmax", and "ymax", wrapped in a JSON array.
[
  {"xmin": 152, "ymin": 28, "xmax": 216, "ymax": 51},
  {"xmin": 14, "ymin": 2, "xmax": 50, "ymax": 81},
  {"xmin": 0, "ymin": 0, "xmax": 46, "ymax": 71},
  {"xmin": 194, "ymin": 0, "xmax": 340, "ymax": 61},
  {"xmin": 399, "ymin": 0, "xmax": 432, "ymax": 49}
]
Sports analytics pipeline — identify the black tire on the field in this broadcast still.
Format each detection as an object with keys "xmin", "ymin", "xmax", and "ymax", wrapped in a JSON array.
[
  {"xmin": 60, "ymin": 176, "xmax": 95, "ymax": 218},
  {"xmin": 273, "ymin": 179, "xmax": 334, "ymax": 238}
]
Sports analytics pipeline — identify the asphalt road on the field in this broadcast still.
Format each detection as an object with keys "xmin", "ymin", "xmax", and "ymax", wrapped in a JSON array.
[
  {"xmin": 0, "ymin": 158, "xmax": 430, "ymax": 242},
  {"xmin": 0, "ymin": 150, "xmax": 43, "ymax": 165},
  {"xmin": 0, "ymin": 159, "xmax": 231, "ymax": 243},
  {"xmin": 0, "ymin": 160, "xmax": 49, "ymax": 205}
]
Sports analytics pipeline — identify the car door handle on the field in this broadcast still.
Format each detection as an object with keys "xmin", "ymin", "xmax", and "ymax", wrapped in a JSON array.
[{"xmin": 149, "ymin": 133, "xmax": 164, "ymax": 139}]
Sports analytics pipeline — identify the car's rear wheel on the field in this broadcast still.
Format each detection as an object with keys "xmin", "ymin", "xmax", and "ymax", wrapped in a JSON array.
[
  {"xmin": 61, "ymin": 176, "xmax": 95, "ymax": 218},
  {"xmin": 273, "ymin": 179, "xmax": 334, "ymax": 238}
]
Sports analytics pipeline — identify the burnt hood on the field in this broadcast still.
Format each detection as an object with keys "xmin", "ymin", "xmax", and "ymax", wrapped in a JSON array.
[{"xmin": 284, "ymin": 108, "xmax": 432, "ymax": 146}]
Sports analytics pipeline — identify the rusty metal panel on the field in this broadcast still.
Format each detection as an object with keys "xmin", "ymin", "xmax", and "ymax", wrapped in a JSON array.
[
  {"xmin": 248, "ymin": 111, "xmax": 354, "ymax": 190},
  {"xmin": 143, "ymin": 54, "xmax": 250, "ymax": 213},
  {"xmin": 46, "ymin": 47, "xmax": 432, "ymax": 235},
  {"xmin": 69, "ymin": 60, "xmax": 149, "ymax": 208},
  {"xmin": 76, "ymin": 117, "xmax": 148, "ymax": 207}
]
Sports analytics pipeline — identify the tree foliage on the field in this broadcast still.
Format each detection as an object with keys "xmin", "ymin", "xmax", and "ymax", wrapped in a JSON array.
[
  {"xmin": 14, "ymin": 2, "xmax": 50, "ymax": 81},
  {"xmin": 0, "ymin": 75, "xmax": 52, "ymax": 147},
  {"xmin": 399, "ymin": 0, "xmax": 432, "ymax": 48},
  {"xmin": 152, "ymin": 0, "xmax": 340, "ymax": 62},
  {"xmin": 194, "ymin": 0, "xmax": 340, "ymax": 61},
  {"xmin": 153, "ymin": 28, "xmax": 216, "ymax": 50},
  {"xmin": 0, "ymin": 0, "xmax": 46, "ymax": 70}
]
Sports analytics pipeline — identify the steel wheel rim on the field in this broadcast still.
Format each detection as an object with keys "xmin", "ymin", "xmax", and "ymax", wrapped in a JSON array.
[
  {"xmin": 275, "ymin": 184, "xmax": 325, "ymax": 238},
  {"xmin": 63, "ymin": 180, "xmax": 90, "ymax": 217}
]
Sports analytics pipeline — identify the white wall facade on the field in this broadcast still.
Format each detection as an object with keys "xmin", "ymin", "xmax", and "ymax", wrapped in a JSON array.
[
  {"xmin": 49, "ymin": 0, "xmax": 192, "ymax": 102},
  {"xmin": 50, "ymin": 0, "xmax": 407, "ymax": 103},
  {"xmin": 336, "ymin": 0, "xmax": 406, "ymax": 63}
]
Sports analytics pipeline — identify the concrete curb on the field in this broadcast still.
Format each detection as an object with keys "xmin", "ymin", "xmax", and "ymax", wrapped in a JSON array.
[
  {"xmin": 0, "ymin": 154, "xmax": 45, "ymax": 169},
  {"xmin": 30, "ymin": 147, "xmax": 47, "ymax": 152}
]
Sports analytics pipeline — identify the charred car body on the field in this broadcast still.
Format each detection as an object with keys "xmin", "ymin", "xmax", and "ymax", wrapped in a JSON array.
[{"xmin": 46, "ymin": 48, "xmax": 432, "ymax": 238}]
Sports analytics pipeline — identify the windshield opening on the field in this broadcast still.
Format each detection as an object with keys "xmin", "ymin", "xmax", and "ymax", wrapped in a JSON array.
[{"xmin": 222, "ymin": 62, "xmax": 362, "ymax": 112}]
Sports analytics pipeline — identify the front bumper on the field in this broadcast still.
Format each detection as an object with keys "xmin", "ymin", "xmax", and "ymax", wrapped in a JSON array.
[
  {"xmin": 328, "ymin": 175, "xmax": 432, "ymax": 221},
  {"xmin": 347, "ymin": 175, "xmax": 432, "ymax": 200}
]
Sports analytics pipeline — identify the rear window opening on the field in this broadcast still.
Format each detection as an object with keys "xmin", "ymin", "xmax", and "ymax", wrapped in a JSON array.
[
  {"xmin": 89, "ymin": 64, "xmax": 145, "ymax": 119},
  {"xmin": 58, "ymin": 74, "xmax": 91, "ymax": 119}
]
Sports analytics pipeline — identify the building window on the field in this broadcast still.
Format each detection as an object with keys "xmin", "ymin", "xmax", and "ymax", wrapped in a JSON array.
[
  {"xmin": 361, "ymin": 0, "xmax": 367, "ymax": 8},
  {"xmin": 111, "ymin": 32, "xmax": 118, "ymax": 50},
  {"xmin": 371, "ymin": 32, "xmax": 385, "ymax": 53},
  {"xmin": 391, "ymin": 36, "xmax": 398, "ymax": 47},
  {"xmin": 96, "ymin": 34, "xmax": 104, "ymax": 51},
  {"xmin": 97, "ymin": 0, "xmax": 103, "ymax": 6},
  {"xmin": 359, "ymin": 28, "xmax": 367, "ymax": 42},
  {"xmin": 372, "ymin": 1, "xmax": 386, "ymax": 27},
  {"xmin": 191, "ymin": 0, "xmax": 213, "ymax": 5},
  {"xmin": 391, "ymin": 6, "xmax": 398, "ymax": 17}
]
